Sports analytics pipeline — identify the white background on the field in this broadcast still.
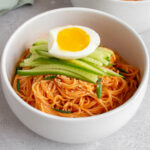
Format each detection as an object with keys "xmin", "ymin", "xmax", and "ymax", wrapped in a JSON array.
[{"xmin": 0, "ymin": 0, "xmax": 150, "ymax": 149}]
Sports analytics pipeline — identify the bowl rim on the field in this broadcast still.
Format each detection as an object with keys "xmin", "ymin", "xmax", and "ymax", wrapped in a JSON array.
[
  {"xmin": 99, "ymin": 0, "xmax": 150, "ymax": 4},
  {"xmin": 1, "ymin": 7, "xmax": 149, "ymax": 122}
]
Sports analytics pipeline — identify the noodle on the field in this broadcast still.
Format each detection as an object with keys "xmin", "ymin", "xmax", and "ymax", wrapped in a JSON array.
[{"xmin": 12, "ymin": 50, "xmax": 140, "ymax": 118}]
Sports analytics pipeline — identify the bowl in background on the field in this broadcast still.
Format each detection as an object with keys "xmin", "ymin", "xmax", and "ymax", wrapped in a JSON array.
[
  {"xmin": 71, "ymin": 0, "xmax": 150, "ymax": 33},
  {"xmin": 1, "ymin": 8, "xmax": 149, "ymax": 143}
]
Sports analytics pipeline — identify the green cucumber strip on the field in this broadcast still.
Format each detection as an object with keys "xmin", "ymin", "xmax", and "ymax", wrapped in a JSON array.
[
  {"xmin": 43, "ymin": 75, "xmax": 56, "ymax": 80},
  {"xmin": 30, "ymin": 42, "xmax": 112, "ymax": 66},
  {"xmin": 20, "ymin": 62, "xmax": 39, "ymax": 67},
  {"xmin": 20, "ymin": 56, "xmax": 121, "ymax": 78},
  {"xmin": 88, "ymin": 47, "xmax": 114, "ymax": 65},
  {"xmin": 96, "ymin": 47, "xmax": 113, "ymax": 56},
  {"xmin": 35, "ymin": 50, "xmax": 51, "ymax": 57},
  {"xmin": 20, "ymin": 41, "xmax": 122, "ymax": 79},
  {"xmin": 32, "ymin": 39, "xmax": 48, "ymax": 46},
  {"xmin": 21, "ymin": 57, "xmax": 105, "ymax": 76},
  {"xmin": 90, "ymin": 56, "xmax": 110, "ymax": 66},
  {"xmin": 51, "ymin": 108, "xmax": 71, "ymax": 114},
  {"xmin": 29, "ymin": 41, "xmax": 113, "ymax": 66},
  {"xmin": 99, "ymin": 66, "xmax": 123, "ymax": 78},
  {"xmin": 17, "ymin": 68, "xmax": 91, "ymax": 83},
  {"xmin": 80, "ymin": 57, "xmax": 103, "ymax": 67},
  {"xmin": 35, "ymin": 57, "xmax": 108, "ymax": 76},
  {"xmin": 101, "ymin": 48, "xmax": 114, "ymax": 57},
  {"xmin": 33, "ymin": 64, "xmax": 98, "ymax": 83},
  {"xmin": 20, "ymin": 57, "xmax": 60, "ymax": 67},
  {"xmin": 30, "ymin": 45, "xmax": 48, "ymax": 54},
  {"xmin": 80, "ymin": 58, "xmax": 123, "ymax": 78},
  {"xmin": 65, "ymin": 59, "xmax": 105, "ymax": 76},
  {"xmin": 24, "ymin": 54, "xmax": 41, "ymax": 63},
  {"xmin": 30, "ymin": 40, "xmax": 112, "ymax": 64},
  {"xmin": 17, "ymin": 64, "xmax": 98, "ymax": 83},
  {"xmin": 20, "ymin": 54, "xmax": 47, "ymax": 67}
]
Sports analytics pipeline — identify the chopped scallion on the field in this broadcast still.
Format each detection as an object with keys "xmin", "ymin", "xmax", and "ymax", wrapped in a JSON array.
[
  {"xmin": 15, "ymin": 66, "xmax": 22, "ymax": 74},
  {"xmin": 26, "ymin": 53, "xmax": 32, "ymax": 58},
  {"xmin": 96, "ymin": 83, "xmax": 102, "ymax": 99},
  {"xmin": 97, "ymin": 78, "xmax": 102, "ymax": 84},
  {"xmin": 17, "ymin": 79, "xmax": 20, "ymax": 92},
  {"xmin": 116, "ymin": 67, "xmax": 128, "ymax": 74},
  {"xmin": 106, "ymin": 57, "xmax": 110, "ymax": 61},
  {"xmin": 119, "ymin": 73, "xmax": 126, "ymax": 79},
  {"xmin": 52, "ymin": 108, "xmax": 71, "ymax": 114},
  {"xmin": 43, "ymin": 75, "xmax": 56, "ymax": 80}
]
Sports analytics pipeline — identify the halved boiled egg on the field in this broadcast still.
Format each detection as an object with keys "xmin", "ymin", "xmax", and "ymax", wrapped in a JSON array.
[{"xmin": 48, "ymin": 25, "xmax": 100, "ymax": 59}]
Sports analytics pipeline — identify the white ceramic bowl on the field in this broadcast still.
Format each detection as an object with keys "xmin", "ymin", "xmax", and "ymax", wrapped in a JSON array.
[
  {"xmin": 1, "ymin": 8, "xmax": 149, "ymax": 144},
  {"xmin": 71, "ymin": 0, "xmax": 150, "ymax": 33}
]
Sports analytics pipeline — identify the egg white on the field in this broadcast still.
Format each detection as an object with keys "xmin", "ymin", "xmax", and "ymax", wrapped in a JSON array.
[{"xmin": 48, "ymin": 25, "xmax": 100, "ymax": 59}]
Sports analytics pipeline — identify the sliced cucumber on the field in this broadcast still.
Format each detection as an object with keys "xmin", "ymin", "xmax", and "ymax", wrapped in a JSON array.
[
  {"xmin": 80, "ymin": 58, "xmax": 122, "ymax": 78},
  {"xmin": 17, "ymin": 64, "xmax": 98, "ymax": 83},
  {"xmin": 19, "ymin": 40, "xmax": 123, "ymax": 82},
  {"xmin": 90, "ymin": 47, "xmax": 114, "ymax": 58},
  {"xmin": 30, "ymin": 45, "xmax": 48, "ymax": 54},
  {"xmin": 35, "ymin": 50, "xmax": 52, "ymax": 57},
  {"xmin": 99, "ymin": 47, "xmax": 114, "ymax": 55},
  {"xmin": 67, "ymin": 59, "xmax": 105, "ymax": 76},
  {"xmin": 96, "ymin": 66, "xmax": 123, "ymax": 78},
  {"xmin": 32, "ymin": 39, "xmax": 48, "ymax": 46},
  {"xmin": 89, "ymin": 56, "xmax": 110, "ymax": 66},
  {"xmin": 29, "ymin": 40, "xmax": 112, "ymax": 67},
  {"xmin": 80, "ymin": 57, "xmax": 103, "ymax": 67},
  {"xmin": 20, "ymin": 57, "xmax": 57, "ymax": 67},
  {"xmin": 18, "ymin": 68, "xmax": 88, "ymax": 82},
  {"xmin": 20, "ymin": 54, "xmax": 44, "ymax": 67},
  {"xmin": 20, "ymin": 56, "xmax": 122, "ymax": 78},
  {"xmin": 22, "ymin": 54, "xmax": 39, "ymax": 64},
  {"xmin": 20, "ymin": 57, "xmax": 107, "ymax": 76},
  {"xmin": 88, "ymin": 47, "xmax": 114, "ymax": 66}
]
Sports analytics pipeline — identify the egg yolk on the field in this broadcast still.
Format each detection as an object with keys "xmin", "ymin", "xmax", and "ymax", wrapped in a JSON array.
[{"xmin": 57, "ymin": 27, "xmax": 90, "ymax": 52}]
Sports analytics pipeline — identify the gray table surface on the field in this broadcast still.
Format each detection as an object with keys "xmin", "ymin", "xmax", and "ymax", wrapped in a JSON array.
[{"xmin": 0, "ymin": 0, "xmax": 150, "ymax": 149}]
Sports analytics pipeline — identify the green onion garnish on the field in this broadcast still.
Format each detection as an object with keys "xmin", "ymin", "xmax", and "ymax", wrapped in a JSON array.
[
  {"xmin": 15, "ymin": 66, "xmax": 22, "ymax": 74},
  {"xmin": 116, "ymin": 67, "xmax": 128, "ymax": 74},
  {"xmin": 26, "ymin": 53, "xmax": 32, "ymax": 58},
  {"xmin": 96, "ymin": 83, "xmax": 102, "ymax": 99},
  {"xmin": 17, "ymin": 79, "xmax": 20, "ymax": 92},
  {"xmin": 32, "ymin": 43, "xmax": 36, "ymax": 46},
  {"xmin": 43, "ymin": 75, "xmax": 56, "ymax": 80},
  {"xmin": 119, "ymin": 73, "xmax": 126, "ymax": 79},
  {"xmin": 97, "ymin": 78, "xmax": 102, "ymax": 84},
  {"xmin": 107, "ymin": 63, "xmax": 113, "ymax": 67},
  {"xmin": 52, "ymin": 108, "xmax": 71, "ymax": 114},
  {"xmin": 106, "ymin": 56, "xmax": 110, "ymax": 61}
]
